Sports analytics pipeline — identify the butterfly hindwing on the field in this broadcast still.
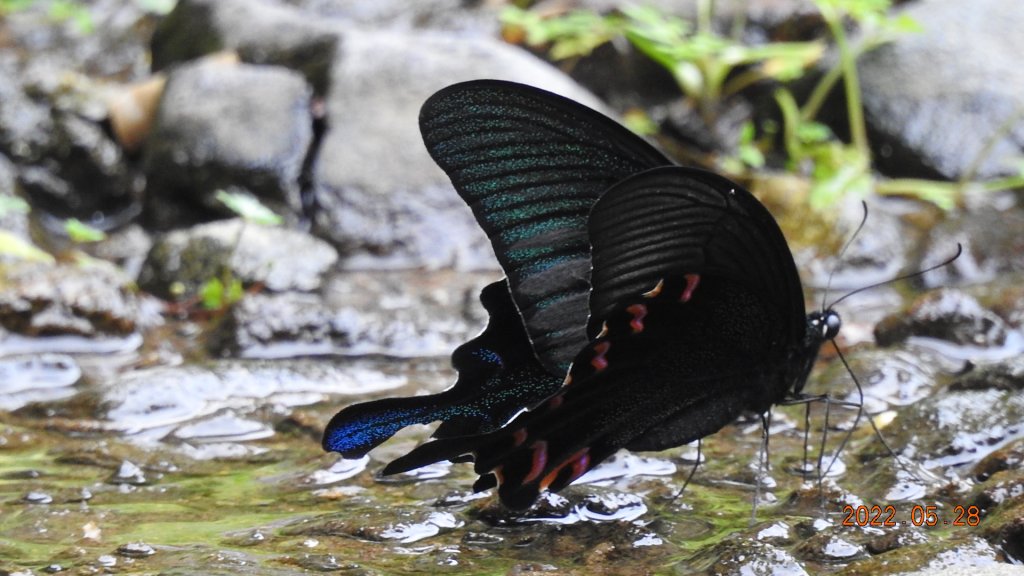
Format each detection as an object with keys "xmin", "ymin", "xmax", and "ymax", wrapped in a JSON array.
[
  {"xmin": 322, "ymin": 280, "xmax": 560, "ymax": 457},
  {"xmin": 385, "ymin": 273, "xmax": 787, "ymax": 509},
  {"xmin": 420, "ymin": 80, "xmax": 671, "ymax": 373}
]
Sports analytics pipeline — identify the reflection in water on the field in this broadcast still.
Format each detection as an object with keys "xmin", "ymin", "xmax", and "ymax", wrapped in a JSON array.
[{"xmin": 0, "ymin": 353, "xmax": 82, "ymax": 410}]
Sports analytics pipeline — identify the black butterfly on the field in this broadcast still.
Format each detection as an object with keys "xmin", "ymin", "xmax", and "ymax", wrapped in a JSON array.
[{"xmin": 322, "ymin": 80, "xmax": 840, "ymax": 510}]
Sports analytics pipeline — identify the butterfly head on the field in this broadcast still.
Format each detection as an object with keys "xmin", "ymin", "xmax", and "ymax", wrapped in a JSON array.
[{"xmin": 809, "ymin": 309, "xmax": 842, "ymax": 342}]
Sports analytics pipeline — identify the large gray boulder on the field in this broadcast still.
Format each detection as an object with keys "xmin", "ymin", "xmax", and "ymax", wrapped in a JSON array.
[
  {"xmin": 859, "ymin": 0, "xmax": 1024, "ymax": 180},
  {"xmin": 144, "ymin": 58, "xmax": 314, "ymax": 228},
  {"xmin": 149, "ymin": 0, "xmax": 607, "ymax": 269}
]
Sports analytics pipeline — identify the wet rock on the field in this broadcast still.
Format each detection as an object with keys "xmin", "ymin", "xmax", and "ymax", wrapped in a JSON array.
[
  {"xmin": 971, "ymin": 470, "xmax": 1024, "ymax": 514},
  {"xmin": 844, "ymin": 535, "xmax": 1006, "ymax": 575},
  {"xmin": 152, "ymin": 0, "xmax": 339, "ymax": 94},
  {"xmin": 285, "ymin": 508, "xmax": 462, "ymax": 544},
  {"xmin": 972, "ymin": 440, "xmax": 1024, "ymax": 482},
  {"xmin": 993, "ymin": 515, "xmax": 1024, "ymax": 563},
  {"xmin": 858, "ymin": 0, "xmax": 1024, "ymax": 180},
  {"xmin": 84, "ymin": 224, "xmax": 153, "ymax": 281},
  {"xmin": 311, "ymin": 26, "xmax": 602, "ymax": 269},
  {"xmin": 676, "ymin": 535, "xmax": 808, "ymax": 575},
  {"xmin": 116, "ymin": 541, "xmax": 156, "ymax": 558},
  {"xmin": 138, "ymin": 218, "xmax": 337, "ymax": 300},
  {"xmin": 918, "ymin": 206, "xmax": 1024, "ymax": 289},
  {"xmin": 879, "ymin": 388, "xmax": 1024, "ymax": 470},
  {"xmin": 292, "ymin": 0, "xmax": 503, "ymax": 33},
  {"xmin": 952, "ymin": 358, "xmax": 1024, "ymax": 392},
  {"xmin": 0, "ymin": 154, "xmax": 30, "ymax": 241},
  {"xmin": 0, "ymin": 2, "xmax": 154, "ymax": 79},
  {"xmin": 210, "ymin": 271, "xmax": 494, "ymax": 358},
  {"xmin": 24, "ymin": 490, "xmax": 53, "ymax": 504},
  {"xmin": 793, "ymin": 531, "xmax": 867, "ymax": 564},
  {"xmin": 0, "ymin": 59, "xmax": 56, "ymax": 165},
  {"xmin": 864, "ymin": 526, "xmax": 929, "ymax": 555},
  {"xmin": 874, "ymin": 289, "xmax": 1008, "ymax": 348},
  {"xmin": 17, "ymin": 109, "xmax": 140, "ymax": 220},
  {"xmin": 0, "ymin": 261, "xmax": 151, "ymax": 348},
  {"xmin": 149, "ymin": 0, "xmax": 606, "ymax": 268},
  {"xmin": 143, "ymin": 57, "xmax": 314, "ymax": 228},
  {"xmin": 108, "ymin": 460, "xmax": 148, "ymax": 485}
]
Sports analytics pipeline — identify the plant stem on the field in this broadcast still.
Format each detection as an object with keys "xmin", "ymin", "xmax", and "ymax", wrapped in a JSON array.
[
  {"xmin": 822, "ymin": 6, "xmax": 870, "ymax": 161},
  {"xmin": 801, "ymin": 62, "xmax": 843, "ymax": 122}
]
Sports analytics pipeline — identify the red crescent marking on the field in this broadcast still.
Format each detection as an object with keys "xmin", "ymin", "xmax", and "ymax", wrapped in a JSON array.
[
  {"xmin": 590, "ymin": 341, "xmax": 611, "ymax": 371},
  {"xmin": 522, "ymin": 440, "xmax": 548, "ymax": 484},
  {"xmin": 539, "ymin": 448, "xmax": 591, "ymax": 491},
  {"xmin": 681, "ymin": 274, "xmax": 701, "ymax": 302},
  {"xmin": 626, "ymin": 303, "xmax": 648, "ymax": 333}
]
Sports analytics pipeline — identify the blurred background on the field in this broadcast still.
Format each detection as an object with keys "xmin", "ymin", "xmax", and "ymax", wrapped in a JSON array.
[{"xmin": 0, "ymin": 0, "xmax": 1022, "ymax": 574}]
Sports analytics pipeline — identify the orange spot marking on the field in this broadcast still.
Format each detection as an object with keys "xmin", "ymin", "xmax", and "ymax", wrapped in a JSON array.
[
  {"xmin": 590, "ymin": 341, "xmax": 611, "ymax": 371},
  {"xmin": 539, "ymin": 448, "xmax": 591, "ymax": 490},
  {"xmin": 511, "ymin": 428, "xmax": 528, "ymax": 447},
  {"xmin": 642, "ymin": 279, "xmax": 665, "ymax": 298},
  {"xmin": 681, "ymin": 274, "xmax": 701, "ymax": 302},
  {"xmin": 626, "ymin": 303, "xmax": 647, "ymax": 333},
  {"xmin": 522, "ymin": 440, "xmax": 548, "ymax": 484}
]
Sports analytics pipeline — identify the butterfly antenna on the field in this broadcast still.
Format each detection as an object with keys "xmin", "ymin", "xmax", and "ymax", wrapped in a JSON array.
[
  {"xmin": 827, "ymin": 243, "xmax": 963, "ymax": 310},
  {"xmin": 821, "ymin": 201, "xmax": 870, "ymax": 312},
  {"xmin": 822, "ymin": 343, "xmax": 920, "ymax": 482}
]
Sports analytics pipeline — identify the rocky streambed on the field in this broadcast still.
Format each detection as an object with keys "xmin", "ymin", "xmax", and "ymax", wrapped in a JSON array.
[{"xmin": 1, "ymin": 0, "xmax": 1023, "ymax": 574}]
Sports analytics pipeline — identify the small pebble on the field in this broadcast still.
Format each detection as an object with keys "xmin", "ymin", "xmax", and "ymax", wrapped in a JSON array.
[
  {"xmin": 24, "ymin": 491, "xmax": 53, "ymax": 504},
  {"xmin": 117, "ymin": 541, "xmax": 156, "ymax": 558}
]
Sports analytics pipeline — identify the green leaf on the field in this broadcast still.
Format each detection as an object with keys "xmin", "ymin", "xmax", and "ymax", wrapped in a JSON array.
[
  {"xmin": 0, "ymin": 230, "xmax": 55, "ymax": 263},
  {"xmin": 0, "ymin": 195, "xmax": 30, "ymax": 217},
  {"xmin": 64, "ymin": 218, "xmax": 106, "ymax": 243},
  {"xmin": 622, "ymin": 109, "xmax": 659, "ymax": 136},
  {"xmin": 199, "ymin": 277, "xmax": 226, "ymax": 310},
  {"xmin": 215, "ymin": 190, "xmax": 282, "ymax": 226},
  {"xmin": 199, "ymin": 274, "xmax": 245, "ymax": 310}
]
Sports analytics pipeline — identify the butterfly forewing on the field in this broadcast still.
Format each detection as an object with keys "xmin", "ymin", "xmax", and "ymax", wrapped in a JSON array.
[{"xmin": 420, "ymin": 80, "xmax": 671, "ymax": 373}]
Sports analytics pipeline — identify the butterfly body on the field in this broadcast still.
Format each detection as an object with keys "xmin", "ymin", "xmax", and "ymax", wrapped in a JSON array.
[{"xmin": 323, "ymin": 80, "xmax": 837, "ymax": 510}]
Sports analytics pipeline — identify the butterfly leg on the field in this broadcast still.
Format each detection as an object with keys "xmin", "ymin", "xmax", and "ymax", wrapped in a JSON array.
[
  {"xmin": 751, "ymin": 410, "xmax": 773, "ymax": 526},
  {"xmin": 668, "ymin": 438, "xmax": 703, "ymax": 507}
]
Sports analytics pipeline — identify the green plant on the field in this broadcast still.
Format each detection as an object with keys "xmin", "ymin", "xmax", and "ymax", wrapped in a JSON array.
[
  {"xmin": 215, "ymin": 189, "xmax": 283, "ymax": 227},
  {"xmin": 199, "ymin": 273, "xmax": 244, "ymax": 311},
  {"xmin": 64, "ymin": 218, "xmax": 106, "ymax": 243},
  {"xmin": 0, "ymin": 0, "xmax": 94, "ymax": 33},
  {"xmin": 0, "ymin": 195, "xmax": 30, "ymax": 217},
  {"xmin": 195, "ymin": 190, "xmax": 281, "ymax": 311},
  {"xmin": 720, "ymin": 120, "xmax": 766, "ymax": 175},
  {"xmin": 0, "ymin": 230, "xmax": 55, "ymax": 263},
  {"xmin": 502, "ymin": 3, "xmax": 823, "ymax": 124}
]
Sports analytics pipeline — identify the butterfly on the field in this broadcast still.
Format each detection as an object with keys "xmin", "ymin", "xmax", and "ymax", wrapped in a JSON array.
[{"xmin": 321, "ymin": 80, "xmax": 840, "ymax": 510}]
